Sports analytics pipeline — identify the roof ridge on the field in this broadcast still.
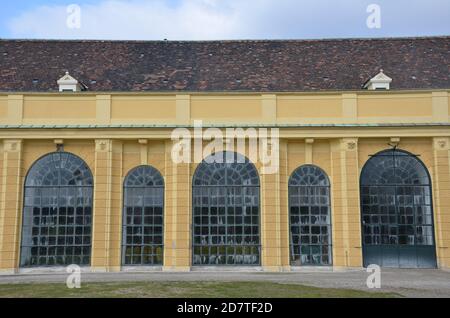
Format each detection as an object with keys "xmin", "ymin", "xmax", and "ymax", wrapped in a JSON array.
[{"xmin": 1, "ymin": 35, "xmax": 450, "ymax": 43}]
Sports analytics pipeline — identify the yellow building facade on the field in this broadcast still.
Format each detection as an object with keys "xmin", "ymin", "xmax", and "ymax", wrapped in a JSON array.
[{"xmin": 0, "ymin": 90, "xmax": 449, "ymax": 273}]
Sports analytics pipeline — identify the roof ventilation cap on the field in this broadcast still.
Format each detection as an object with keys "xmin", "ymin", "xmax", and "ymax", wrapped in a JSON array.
[
  {"xmin": 363, "ymin": 69, "xmax": 392, "ymax": 90},
  {"xmin": 57, "ymin": 71, "xmax": 82, "ymax": 92}
]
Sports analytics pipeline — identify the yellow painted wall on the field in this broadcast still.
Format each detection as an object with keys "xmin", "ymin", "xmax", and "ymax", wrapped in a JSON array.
[
  {"xmin": 0, "ymin": 90, "xmax": 450, "ymax": 272},
  {"xmin": 22, "ymin": 96, "xmax": 96, "ymax": 124},
  {"xmin": 111, "ymin": 96, "xmax": 176, "ymax": 123},
  {"xmin": 191, "ymin": 95, "xmax": 262, "ymax": 123},
  {"xmin": 1, "ymin": 90, "xmax": 448, "ymax": 126},
  {"xmin": 0, "ymin": 97, "xmax": 7, "ymax": 119},
  {"xmin": 277, "ymin": 95, "xmax": 342, "ymax": 122},
  {"xmin": 448, "ymin": 94, "xmax": 450, "ymax": 121},
  {"xmin": 358, "ymin": 94, "xmax": 433, "ymax": 122}
]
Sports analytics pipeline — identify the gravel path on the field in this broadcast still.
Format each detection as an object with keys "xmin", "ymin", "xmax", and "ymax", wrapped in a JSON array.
[{"xmin": 1, "ymin": 269, "xmax": 449, "ymax": 298}]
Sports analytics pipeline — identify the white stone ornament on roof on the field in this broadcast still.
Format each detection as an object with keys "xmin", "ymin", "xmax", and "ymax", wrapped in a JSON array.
[
  {"xmin": 57, "ymin": 71, "xmax": 81, "ymax": 92},
  {"xmin": 364, "ymin": 69, "xmax": 392, "ymax": 90}
]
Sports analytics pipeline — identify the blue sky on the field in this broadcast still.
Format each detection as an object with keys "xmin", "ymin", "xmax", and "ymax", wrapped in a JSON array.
[{"xmin": 0, "ymin": 0, "xmax": 449, "ymax": 40}]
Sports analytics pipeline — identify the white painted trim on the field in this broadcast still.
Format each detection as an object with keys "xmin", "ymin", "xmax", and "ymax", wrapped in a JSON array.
[
  {"xmin": 364, "ymin": 70, "xmax": 392, "ymax": 90},
  {"xmin": 121, "ymin": 266, "xmax": 163, "ymax": 272},
  {"xmin": 57, "ymin": 72, "xmax": 82, "ymax": 92},
  {"xmin": 190, "ymin": 266, "xmax": 264, "ymax": 272},
  {"xmin": 18, "ymin": 266, "xmax": 92, "ymax": 274}
]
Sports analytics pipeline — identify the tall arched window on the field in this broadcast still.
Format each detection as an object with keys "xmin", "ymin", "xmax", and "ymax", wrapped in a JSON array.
[
  {"xmin": 122, "ymin": 166, "xmax": 164, "ymax": 266},
  {"xmin": 20, "ymin": 152, "xmax": 93, "ymax": 267},
  {"xmin": 360, "ymin": 149, "xmax": 437, "ymax": 268},
  {"xmin": 192, "ymin": 152, "xmax": 260, "ymax": 266},
  {"xmin": 289, "ymin": 165, "xmax": 332, "ymax": 266}
]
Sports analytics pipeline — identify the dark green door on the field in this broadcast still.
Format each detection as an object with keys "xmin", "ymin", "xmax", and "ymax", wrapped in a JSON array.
[{"xmin": 360, "ymin": 149, "xmax": 437, "ymax": 269}]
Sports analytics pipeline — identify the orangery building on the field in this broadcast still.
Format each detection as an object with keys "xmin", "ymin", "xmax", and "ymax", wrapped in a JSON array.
[{"xmin": 0, "ymin": 36, "xmax": 449, "ymax": 273}]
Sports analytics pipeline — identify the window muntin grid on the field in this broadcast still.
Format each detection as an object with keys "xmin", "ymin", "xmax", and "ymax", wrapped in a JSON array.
[
  {"xmin": 192, "ymin": 152, "xmax": 260, "ymax": 266},
  {"xmin": 193, "ymin": 152, "xmax": 259, "ymax": 186},
  {"xmin": 20, "ymin": 152, "xmax": 93, "ymax": 267},
  {"xmin": 289, "ymin": 165, "xmax": 332, "ymax": 266},
  {"xmin": 122, "ymin": 166, "xmax": 164, "ymax": 266},
  {"xmin": 360, "ymin": 149, "xmax": 435, "ymax": 247}
]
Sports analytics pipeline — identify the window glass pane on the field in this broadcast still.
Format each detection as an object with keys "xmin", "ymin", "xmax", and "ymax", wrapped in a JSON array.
[
  {"xmin": 360, "ymin": 150, "xmax": 434, "ymax": 248},
  {"xmin": 193, "ymin": 152, "xmax": 260, "ymax": 266},
  {"xmin": 122, "ymin": 166, "xmax": 164, "ymax": 266},
  {"xmin": 21, "ymin": 152, "xmax": 93, "ymax": 267},
  {"xmin": 289, "ymin": 165, "xmax": 332, "ymax": 266}
]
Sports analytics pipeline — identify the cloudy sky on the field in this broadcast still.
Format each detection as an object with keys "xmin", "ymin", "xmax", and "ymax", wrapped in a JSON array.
[{"xmin": 0, "ymin": 0, "xmax": 449, "ymax": 40}]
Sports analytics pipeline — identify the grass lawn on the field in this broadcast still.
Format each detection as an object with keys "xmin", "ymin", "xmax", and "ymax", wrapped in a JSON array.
[{"xmin": 0, "ymin": 281, "xmax": 400, "ymax": 298}]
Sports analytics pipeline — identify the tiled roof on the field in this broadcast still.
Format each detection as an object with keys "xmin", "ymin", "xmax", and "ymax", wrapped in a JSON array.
[{"xmin": 0, "ymin": 37, "xmax": 449, "ymax": 92}]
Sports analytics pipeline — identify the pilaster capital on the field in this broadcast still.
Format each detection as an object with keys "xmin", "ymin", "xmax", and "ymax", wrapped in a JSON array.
[
  {"xmin": 433, "ymin": 137, "xmax": 450, "ymax": 151},
  {"xmin": 95, "ymin": 139, "xmax": 112, "ymax": 152},
  {"xmin": 333, "ymin": 138, "xmax": 358, "ymax": 152},
  {"xmin": 96, "ymin": 94, "xmax": 111, "ymax": 100},
  {"xmin": 3, "ymin": 139, "xmax": 23, "ymax": 152}
]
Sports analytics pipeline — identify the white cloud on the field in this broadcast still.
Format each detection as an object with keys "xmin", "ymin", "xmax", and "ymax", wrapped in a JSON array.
[
  {"xmin": 7, "ymin": 0, "xmax": 242, "ymax": 40},
  {"xmin": 6, "ymin": 0, "xmax": 450, "ymax": 40}
]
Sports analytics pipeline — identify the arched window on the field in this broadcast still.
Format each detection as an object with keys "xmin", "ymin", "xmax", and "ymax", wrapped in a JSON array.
[
  {"xmin": 122, "ymin": 166, "xmax": 164, "ymax": 266},
  {"xmin": 20, "ymin": 152, "xmax": 93, "ymax": 267},
  {"xmin": 289, "ymin": 165, "xmax": 332, "ymax": 266},
  {"xmin": 192, "ymin": 152, "xmax": 260, "ymax": 265},
  {"xmin": 360, "ymin": 149, "xmax": 436, "ymax": 268}
]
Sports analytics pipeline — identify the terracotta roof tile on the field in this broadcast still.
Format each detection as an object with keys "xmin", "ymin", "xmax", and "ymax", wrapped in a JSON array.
[{"xmin": 0, "ymin": 36, "xmax": 449, "ymax": 92}]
